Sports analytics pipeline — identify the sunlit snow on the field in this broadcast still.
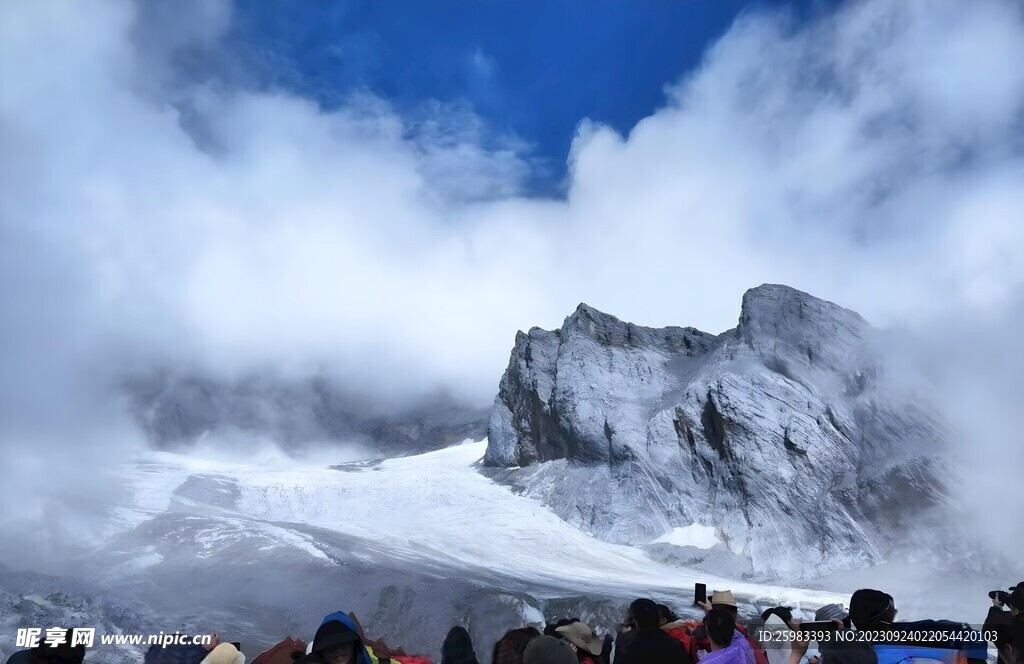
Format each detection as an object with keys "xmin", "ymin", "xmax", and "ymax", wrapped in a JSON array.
[{"xmin": 117, "ymin": 440, "xmax": 844, "ymax": 609}]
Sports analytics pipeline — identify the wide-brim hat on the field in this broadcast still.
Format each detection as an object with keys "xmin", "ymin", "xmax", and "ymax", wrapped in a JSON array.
[
  {"xmin": 760, "ymin": 607, "xmax": 793, "ymax": 624},
  {"xmin": 711, "ymin": 590, "xmax": 737, "ymax": 608},
  {"xmin": 555, "ymin": 622, "xmax": 602, "ymax": 656}
]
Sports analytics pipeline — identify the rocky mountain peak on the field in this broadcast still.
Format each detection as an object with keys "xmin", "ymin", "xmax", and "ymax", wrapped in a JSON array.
[
  {"xmin": 739, "ymin": 284, "xmax": 867, "ymax": 332},
  {"xmin": 484, "ymin": 285, "xmax": 950, "ymax": 580},
  {"xmin": 737, "ymin": 284, "xmax": 873, "ymax": 387},
  {"xmin": 563, "ymin": 302, "xmax": 635, "ymax": 346}
]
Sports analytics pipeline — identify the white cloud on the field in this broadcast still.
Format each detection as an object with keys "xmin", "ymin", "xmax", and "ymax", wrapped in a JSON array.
[
  {"xmin": 2, "ymin": 0, "xmax": 1022, "ymax": 404},
  {"xmin": 1, "ymin": 0, "xmax": 1022, "ymax": 565}
]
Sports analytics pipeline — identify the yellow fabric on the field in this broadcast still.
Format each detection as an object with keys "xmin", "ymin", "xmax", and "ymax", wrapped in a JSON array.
[{"xmin": 365, "ymin": 646, "xmax": 380, "ymax": 664}]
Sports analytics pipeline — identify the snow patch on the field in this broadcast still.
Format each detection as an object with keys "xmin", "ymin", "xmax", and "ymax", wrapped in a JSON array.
[
  {"xmin": 652, "ymin": 524, "xmax": 720, "ymax": 550},
  {"xmin": 520, "ymin": 602, "xmax": 546, "ymax": 627}
]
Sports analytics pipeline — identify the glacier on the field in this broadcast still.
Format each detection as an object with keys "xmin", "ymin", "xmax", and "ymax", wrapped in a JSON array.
[
  {"xmin": 107, "ymin": 441, "xmax": 843, "ymax": 604},
  {"xmin": 0, "ymin": 439, "xmax": 847, "ymax": 664}
]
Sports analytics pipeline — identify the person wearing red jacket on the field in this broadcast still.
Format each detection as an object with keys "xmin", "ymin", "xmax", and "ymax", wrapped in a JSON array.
[{"xmin": 658, "ymin": 603, "xmax": 696, "ymax": 652}]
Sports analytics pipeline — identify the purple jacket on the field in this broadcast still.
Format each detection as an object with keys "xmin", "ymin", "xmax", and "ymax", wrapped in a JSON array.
[{"xmin": 700, "ymin": 631, "xmax": 756, "ymax": 664}]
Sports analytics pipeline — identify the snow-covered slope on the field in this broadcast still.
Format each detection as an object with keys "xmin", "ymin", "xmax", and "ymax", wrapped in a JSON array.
[
  {"xmin": 58, "ymin": 440, "xmax": 844, "ymax": 660},
  {"xmin": 486, "ymin": 284, "xmax": 957, "ymax": 579},
  {"xmin": 106, "ymin": 441, "xmax": 840, "ymax": 605}
]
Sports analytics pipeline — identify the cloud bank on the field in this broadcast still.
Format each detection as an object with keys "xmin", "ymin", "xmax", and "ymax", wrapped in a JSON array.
[{"xmin": 1, "ymin": 0, "xmax": 1022, "ymax": 569}]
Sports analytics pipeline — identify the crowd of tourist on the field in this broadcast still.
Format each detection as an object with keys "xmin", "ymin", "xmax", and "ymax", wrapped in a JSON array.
[{"xmin": 7, "ymin": 582, "xmax": 1021, "ymax": 664}]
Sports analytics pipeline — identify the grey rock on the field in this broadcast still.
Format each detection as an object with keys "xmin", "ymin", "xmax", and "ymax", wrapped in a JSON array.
[
  {"xmin": 485, "ymin": 284, "xmax": 952, "ymax": 579},
  {"xmin": 643, "ymin": 542, "xmax": 755, "ymax": 580},
  {"xmin": 0, "ymin": 568, "xmax": 149, "ymax": 664}
]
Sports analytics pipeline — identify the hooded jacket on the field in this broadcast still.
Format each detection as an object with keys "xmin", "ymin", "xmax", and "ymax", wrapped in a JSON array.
[
  {"xmin": 304, "ymin": 613, "xmax": 374, "ymax": 664},
  {"xmin": 700, "ymin": 631, "xmax": 755, "ymax": 664},
  {"xmin": 689, "ymin": 623, "xmax": 768, "ymax": 664}
]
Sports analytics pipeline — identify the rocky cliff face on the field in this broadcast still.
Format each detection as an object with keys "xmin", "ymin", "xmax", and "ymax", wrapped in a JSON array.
[{"xmin": 485, "ymin": 284, "xmax": 954, "ymax": 579}]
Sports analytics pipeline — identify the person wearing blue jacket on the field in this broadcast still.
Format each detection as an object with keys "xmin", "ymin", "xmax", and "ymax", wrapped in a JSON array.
[{"xmin": 298, "ymin": 613, "xmax": 373, "ymax": 664}]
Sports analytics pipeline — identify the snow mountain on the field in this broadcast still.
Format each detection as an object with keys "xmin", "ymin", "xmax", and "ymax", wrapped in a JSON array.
[{"xmin": 485, "ymin": 284, "xmax": 955, "ymax": 579}]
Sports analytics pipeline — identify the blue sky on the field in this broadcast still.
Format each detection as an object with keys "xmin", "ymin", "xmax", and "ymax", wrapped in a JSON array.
[{"xmin": 220, "ymin": 0, "xmax": 839, "ymax": 193}]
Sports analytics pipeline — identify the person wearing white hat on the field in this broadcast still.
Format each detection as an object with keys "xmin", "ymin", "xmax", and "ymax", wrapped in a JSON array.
[{"xmin": 555, "ymin": 622, "xmax": 605, "ymax": 664}]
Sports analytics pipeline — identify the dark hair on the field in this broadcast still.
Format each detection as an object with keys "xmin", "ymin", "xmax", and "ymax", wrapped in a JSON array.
[
  {"xmin": 492, "ymin": 627, "xmax": 541, "ymax": 664},
  {"xmin": 849, "ymin": 589, "xmax": 895, "ymax": 630},
  {"xmin": 441, "ymin": 626, "xmax": 478, "ymax": 664},
  {"xmin": 657, "ymin": 604, "xmax": 678, "ymax": 625},
  {"xmin": 600, "ymin": 634, "xmax": 614, "ymax": 664},
  {"xmin": 705, "ymin": 608, "xmax": 736, "ymax": 648},
  {"xmin": 629, "ymin": 598, "xmax": 661, "ymax": 630}
]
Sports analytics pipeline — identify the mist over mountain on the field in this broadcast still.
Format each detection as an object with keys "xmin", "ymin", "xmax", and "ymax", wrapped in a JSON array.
[{"xmin": 124, "ymin": 372, "xmax": 488, "ymax": 458}]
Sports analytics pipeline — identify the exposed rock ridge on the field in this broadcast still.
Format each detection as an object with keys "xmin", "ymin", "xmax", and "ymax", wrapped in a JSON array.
[{"xmin": 484, "ymin": 284, "xmax": 950, "ymax": 579}]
